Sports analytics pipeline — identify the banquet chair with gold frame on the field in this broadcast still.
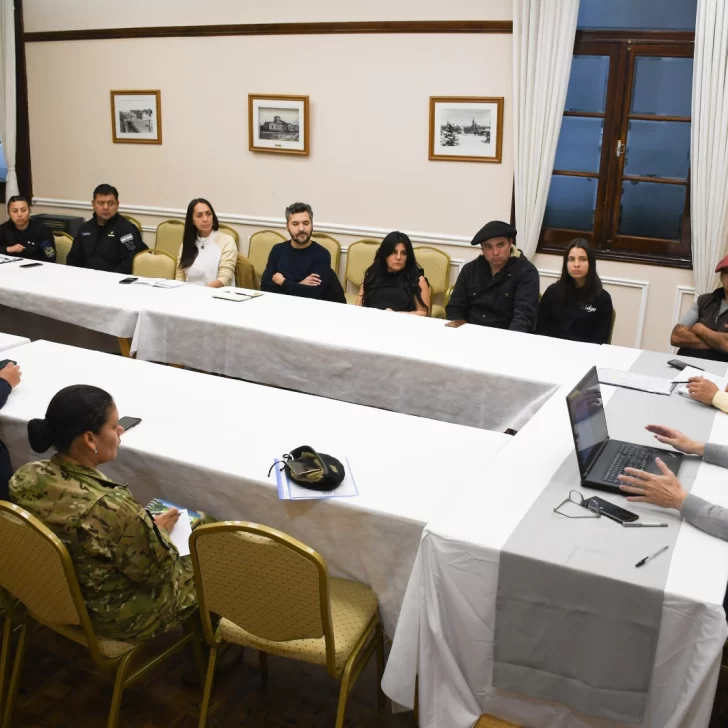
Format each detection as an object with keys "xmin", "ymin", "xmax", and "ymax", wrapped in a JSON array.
[
  {"xmin": 343, "ymin": 239, "xmax": 380, "ymax": 304},
  {"xmin": 190, "ymin": 521, "xmax": 384, "ymax": 728},
  {"xmin": 312, "ymin": 232, "xmax": 342, "ymax": 274},
  {"xmin": 132, "ymin": 248, "xmax": 176, "ymax": 280},
  {"xmin": 414, "ymin": 246, "xmax": 451, "ymax": 318},
  {"xmin": 122, "ymin": 214, "xmax": 143, "ymax": 233},
  {"xmin": 154, "ymin": 219, "xmax": 185, "ymax": 261},
  {"xmin": 53, "ymin": 232, "xmax": 74, "ymax": 265},
  {"xmin": 218, "ymin": 223, "xmax": 240, "ymax": 245},
  {"xmin": 247, "ymin": 230, "xmax": 287, "ymax": 286},
  {"xmin": 0, "ymin": 501, "xmax": 203, "ymax": 728}
]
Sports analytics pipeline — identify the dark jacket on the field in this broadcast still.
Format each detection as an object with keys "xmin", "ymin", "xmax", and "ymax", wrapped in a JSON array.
[
  {"xmin": 261, "ymin": 240, "xmax": 345, "ymax": 303},
  {"xmin": 445, "ymin": 248, "xmax": 540, "ymax": 332},
  {"xmin": 536, "ymin": 285, "xmax": 613, "ymax": 344},
  {"xmin": 0, "ymin": 219, "xmax": 56, "ymax": 262},
  {"xmin": 677, "ymin": 287, "xmax": 728, "ymax": 362},
  {"xmin": 67, "ymin": 213, "xmax": 146, "ymax": 274}
]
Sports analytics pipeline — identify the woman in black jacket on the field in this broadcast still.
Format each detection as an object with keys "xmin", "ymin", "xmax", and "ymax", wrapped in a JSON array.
[
  {"xmin": 356, "ymin": 231, "xmax": 430, "ymax": 316},
  {"xmin": 536, "ymin": 239, "xmax": 613, "ymax": 345},
  {"xmin": 0, "ymin": 196, "xmax": 56, "ymax": 262}
]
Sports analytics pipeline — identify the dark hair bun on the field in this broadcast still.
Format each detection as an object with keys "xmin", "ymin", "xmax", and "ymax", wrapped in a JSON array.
[{"xmin": 27, "ymin": 418, "xmax": 53, "ymax": 453}]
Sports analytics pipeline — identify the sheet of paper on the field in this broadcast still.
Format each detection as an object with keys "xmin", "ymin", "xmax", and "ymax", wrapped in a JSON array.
[
  {"xmin": 597, "ymin": 368, "xmax": 674, "ymax": 396},
  {"xmin": 273, "ymin": 457, "xmax": 359, "ymax": 500},
  {"xmin": 133, "ymin": 278, "xmax": 185, "ymax": 288},
  {"xmin": 168, "ymin": 508, "xmax": 192, "ymax": 556}
]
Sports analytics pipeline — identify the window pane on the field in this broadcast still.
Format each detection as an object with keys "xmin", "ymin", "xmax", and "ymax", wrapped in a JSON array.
[
  {"xmin": 554, "ymin": 117, "xmax": 604, "ymax": 173},
  {"xmin": 544, "ymin": 176, "xmax": 598, "ymax": 231},
  {"xmin": 631, "ymin": 57, "xmax": 693, "ymax": 117},
  {"xmin": 619, "ymin": 181, "xmax": 686, "ymax": 239},
  {"xmin": 624, "ymin": 120, "xmax": 690, "ymax": 179},
  {"xmin": 578, "ymin": 0, "xmax": 697, "ymax": 30},
  {"xmin": 565, "ymin": 56, "xmax": 609, "ymax": 113}
]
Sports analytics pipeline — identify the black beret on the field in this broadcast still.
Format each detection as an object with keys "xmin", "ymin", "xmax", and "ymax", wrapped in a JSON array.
[{"xmin": 471, "ymin": 220, "xmax": 517, "ymax": 246}]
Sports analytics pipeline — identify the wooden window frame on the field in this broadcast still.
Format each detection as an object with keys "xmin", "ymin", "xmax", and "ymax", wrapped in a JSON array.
[{"xmin": 538, "ymin": 30, "xmax": 695, "ymax": 269}]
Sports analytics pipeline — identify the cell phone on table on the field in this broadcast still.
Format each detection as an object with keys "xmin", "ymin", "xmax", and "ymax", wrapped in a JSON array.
[
  {"xmin": 584, "ymin": 496, "xmax": 639, "ymax": 524},
  {"xmin": 118, "ymin": 416, "xmax": 142, "ymax": 431},
  {"xmin": 119, "ymin": 277, "xmax": 138, "ymax": 284},
  {"xmin": 667, "ymin": 359, "xmax": 703, "ymax": 371},
  {"xmin": 19, "ymin": 262, "xmax": 42, "ymax": 268},
  {"xmin": 445, "ymin": 320, "xmax": 467, "ymax": 328}
]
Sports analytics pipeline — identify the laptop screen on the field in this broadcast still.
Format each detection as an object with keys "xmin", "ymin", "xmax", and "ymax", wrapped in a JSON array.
[{"xmin": 565, "ymin": 366, "xmax": 609, "ymax": 476}]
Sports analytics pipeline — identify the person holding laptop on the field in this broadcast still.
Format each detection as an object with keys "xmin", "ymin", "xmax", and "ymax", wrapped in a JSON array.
[{"xmin": 618, "ymin": 425, "xmax": 728, "ymax": 541}]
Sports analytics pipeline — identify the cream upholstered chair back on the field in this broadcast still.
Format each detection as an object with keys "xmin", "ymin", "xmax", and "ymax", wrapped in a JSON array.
[
  {"xmin": 248, "ymin": 229, "xmax": 287, "ymax": 280},
  {"xmin": 132, "ymin": 249, "xmax": 176, "ymax": 280},
  {"xmin": 343, "ymin": 240, "xmax": 380, "ymax": 302},
  {"xmin": 235, "ymin": 254, "xmax": 257, "ymax": 290},
  {"xmin": 192, "ymin": 522, "xmax": 330, "ymax": 643},
  {"xmin": 217, "ymin": 223, "xmax": 240, "ymax": 244},
  {"xmin": 122, "ymin": 214, "xmax": 143, "ymax": 232},
  {"xmin": 414, "ymin": 246, "xmax": 451, "ymax": 318},
  {"xmin": 154, "ymin": 220, "xmax": 185, "ymax": 261},
  {"xmin": 0, "ymin": 503, "xmax": 82, "ymax": 628},
  {"xmin": 312, "ymin": 232, "xmax": 341, "ymax": 273},
  {"xmin": 53, "ymin": 232, "xmax": 74, "ymax": 265}
]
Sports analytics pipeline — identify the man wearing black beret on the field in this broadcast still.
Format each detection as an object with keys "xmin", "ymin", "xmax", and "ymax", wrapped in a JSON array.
[{"xmin": 445, "ymin": 220, "xmax": 540, "ymax": 332}]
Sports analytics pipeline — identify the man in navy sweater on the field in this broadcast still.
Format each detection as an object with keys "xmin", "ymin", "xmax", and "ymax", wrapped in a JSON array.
[{"xmin": 261, "ymin": 202, "xmax": 345, "ymax": 302}]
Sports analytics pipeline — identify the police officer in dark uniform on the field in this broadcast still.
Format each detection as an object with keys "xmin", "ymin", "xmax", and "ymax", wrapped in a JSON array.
[
  {"xmin": 67, "ymin": 183, "xmax": 146, "ymax": 274},
  {"xmin": 0, "ymin": 195, "xmax": 56, "ymax": 262},
  {"xmin": 446, "ymin": 220, "xmax": 540, "ymax": 333}
]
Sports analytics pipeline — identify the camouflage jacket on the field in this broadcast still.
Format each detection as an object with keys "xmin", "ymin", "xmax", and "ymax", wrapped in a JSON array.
[{"xmin": 9, "ymin": 455, "xmax": 196, "ymax": 642}]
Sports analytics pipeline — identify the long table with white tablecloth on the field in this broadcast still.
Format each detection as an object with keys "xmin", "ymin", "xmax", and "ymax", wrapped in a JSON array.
[
  {"xmin": 0, "ymin": 339, "xmax": 509, "ymax": 636},
  {"xmin": 382, "ymin": 348, "xmax": 728, "ymax": 728}
]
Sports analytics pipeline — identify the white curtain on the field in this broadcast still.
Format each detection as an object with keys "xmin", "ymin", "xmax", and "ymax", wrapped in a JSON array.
[
  {"xmin": 513, "ymin": 0, "xmax": 580, "ymax": 259},
  {"xmin": 691, "ymin": 0, "xmax": 728, "ymax": 294},
  {"xmin": 0, "ymin": 0, "xmax": 18, "ymax": 198}
]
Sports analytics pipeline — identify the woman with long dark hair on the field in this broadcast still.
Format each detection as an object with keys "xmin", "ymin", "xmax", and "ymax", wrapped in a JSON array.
[
  {"xmin": 9, "ymin": 385, "xmax": 198, "ymax": 641},
  {"xmin": 175, "ymin": 198, "xmax": 237, "ymax": 287},
  {"xmin": 536, "ymin": 238, "xmax": 613, "ymax": 344},
  {"xmin": 356, "ymin": 231, "xmax": 430, "ymax": 316}
]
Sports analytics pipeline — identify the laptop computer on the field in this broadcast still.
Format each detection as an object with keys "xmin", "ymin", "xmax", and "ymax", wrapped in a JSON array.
[{"xmin": 565, "ymin": 366, "xmax": 683, "ymax": 494}]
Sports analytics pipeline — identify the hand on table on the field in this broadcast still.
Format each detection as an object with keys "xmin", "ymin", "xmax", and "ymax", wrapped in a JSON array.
[
  {"xmin": 645, "ymin": 424, "xmax": 704, "ymax": 455},
  {"xmin": 686, "ymin": 376, "xmax": 719, "ymax": 405},
  {"xmin": 154, "ymin": 507, "xmax": 181, "ymax": 532},
  {"xmin": 299, "ymin": 274, "xmax": 321, "ymax": 287},
  {"xmin": 618, "ymin": 457, "xmax": 688, "ymax": 510},
  {"xmin": 0, "ymin": 363, "xmax": 21, "ymax": 389},
  {"xmin": 6, "ymin": 244, "xmax": 24, "ymax": 254}
]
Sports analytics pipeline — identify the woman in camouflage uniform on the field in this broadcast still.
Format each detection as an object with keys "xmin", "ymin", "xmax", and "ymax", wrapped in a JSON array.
[{"xmin": 9, "ymin": 385, "xmax": 198, "ymax": 642}]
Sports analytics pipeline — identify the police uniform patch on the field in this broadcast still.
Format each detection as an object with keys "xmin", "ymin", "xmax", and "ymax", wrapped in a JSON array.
[
  {"xmin": 42, "ymin": 245, "xmax": 55, "ymax": 259},
  {"xmin": 120, "ymin": 233, "xmax": 135, "ymax": 251}
]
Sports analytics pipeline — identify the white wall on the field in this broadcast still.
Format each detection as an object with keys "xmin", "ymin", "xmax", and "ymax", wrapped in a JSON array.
[
  {"xmin": 23, "ymin": 0, "xmax": 702, "ymax": 353},
  {"xmin": 24, "ymin": 0, "xmax": 512, "ymax": 31}
]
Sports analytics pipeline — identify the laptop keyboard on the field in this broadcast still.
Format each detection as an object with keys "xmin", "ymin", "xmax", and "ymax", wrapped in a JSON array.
[{"xmin": 602, "ymin": 446, "xmax": 653, "ymax": 484}]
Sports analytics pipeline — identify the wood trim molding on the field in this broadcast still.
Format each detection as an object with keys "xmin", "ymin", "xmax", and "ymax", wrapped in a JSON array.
[
  {"xmin": 538, "ymin": 268, "xmax": 650, "ymax": 349},
  {"xmin": 25, "ymin": 20, "xmax": 513, "ymax": 43}
]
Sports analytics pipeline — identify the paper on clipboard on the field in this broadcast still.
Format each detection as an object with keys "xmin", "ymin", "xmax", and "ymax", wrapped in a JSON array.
[{"xmin": 273, "ymin": 457, "xmax": 359, "ymax": 500}]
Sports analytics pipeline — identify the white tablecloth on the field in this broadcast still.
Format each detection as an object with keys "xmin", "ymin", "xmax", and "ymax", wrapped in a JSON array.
[
  {"xmin": 0, "ymin": 333, "xmax": 29, "ymax": 352},
  {"xmin": 0, "ymin": 261, "xmax": 171, "ymax": 338},
  {"xmin": 131, "ymin": 285, "xmax": 606, "ymax": 432},
  {"xmin": 383, "ymin": 348, "xmax": 728, "ymax": 728},
  {"xmin": 0, "ymin": 340, "xmax": 509, "ymax": 635}
]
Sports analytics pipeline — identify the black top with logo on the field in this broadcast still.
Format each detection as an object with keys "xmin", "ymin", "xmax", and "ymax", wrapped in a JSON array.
[
  {"xmin": 536, "ymin": 284, "xmax": 614, "ymax": 345},
  {"xmin": 67, "ymin": 213, "xmax": 147, "ymax": 274},
  {"xmin": 0, "ymin": 219, "xmax": 56, "ymax": 262}
]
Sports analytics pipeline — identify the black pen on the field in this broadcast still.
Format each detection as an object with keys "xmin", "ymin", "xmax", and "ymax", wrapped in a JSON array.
[{"xmin": 635, "ymin": 545, "xmax": 668, "ymax": 568}]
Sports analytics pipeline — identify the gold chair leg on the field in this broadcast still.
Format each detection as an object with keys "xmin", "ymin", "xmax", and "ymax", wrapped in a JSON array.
[
  {"xmin": 198, "ymin": 645, "xmax": 219, "ymax": 728},
  {"xmin": 0, "ymin": 613, "xmax": 12, "ymax": 718},
  {"xmin": 258, "ymin": 651, "xmax": 268, "ymax": 686},
  {"xmin": 375, "ymin": 625, "xmax": 385, "ymax": 708},
  {"xmin": 107, "ymin": 651, "xmax": 134, "ymax": 728},
  {"xmin": 117, "ymin": 338, "xmax": 133, "ymax": 358},
  {"xmin": 2, "ymin": 621, "xmax": 27, "ymax": 728}
]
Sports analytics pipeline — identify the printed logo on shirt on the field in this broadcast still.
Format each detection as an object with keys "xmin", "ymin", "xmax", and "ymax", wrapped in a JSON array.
[
  {"xmin": 120, "ymin": 233, "xmax": 135, "ymax": 251},
  {"xmin": 582, "ymin": 304, "xmax": 597, "ymax": 313},
  {"xmin": 82, "ymin": 232, "xmax": 91, "ymax": 236}
]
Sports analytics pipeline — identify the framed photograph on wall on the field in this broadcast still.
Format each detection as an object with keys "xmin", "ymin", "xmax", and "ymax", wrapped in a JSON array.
[
  {"xmin": 429, "ymin": 96, "xmax": 504, "ymax": 163},
  {"xmin": 248, "ymin": 94, "xmax": 309, "ymax": 156},
  {"xmin": 111, "ymin": 90, "xmax": 162, "ymax": 144}
]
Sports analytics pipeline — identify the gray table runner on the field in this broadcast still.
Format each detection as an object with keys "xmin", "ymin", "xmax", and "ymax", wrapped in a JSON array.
[{"xmin": 493, "ymin": 351, "xmax": 725, "ymax": 723}]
